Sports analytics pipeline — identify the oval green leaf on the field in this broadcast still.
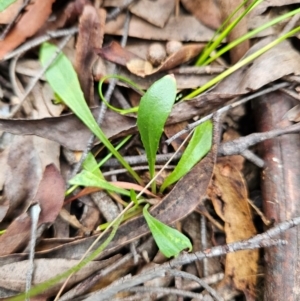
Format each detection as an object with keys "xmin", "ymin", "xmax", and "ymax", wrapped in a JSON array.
[
  {"xmin": 143, "ymin": 204, "xmax": 192, "ymax": 258},
  {"xmin": 137, "ymin": 75, "xmax": 177, "ymax": 182}
]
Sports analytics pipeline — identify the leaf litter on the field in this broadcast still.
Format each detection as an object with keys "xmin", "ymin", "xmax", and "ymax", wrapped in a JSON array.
[{"xmin": 0, "ymin": 0, "xmax": 300, "ymax": 300}]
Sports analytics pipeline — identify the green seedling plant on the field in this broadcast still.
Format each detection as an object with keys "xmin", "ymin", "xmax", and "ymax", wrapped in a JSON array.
[
  {"xmin": 38, "ymin": 44, "xmax": 201, "ymax": 297},
  {"xmin": 137, "ymin": 74, "xmax": 177, "ymax": 193},
  {"xmin": 40, "ymin": 43, "xmax": 142, "ymax": 185}
]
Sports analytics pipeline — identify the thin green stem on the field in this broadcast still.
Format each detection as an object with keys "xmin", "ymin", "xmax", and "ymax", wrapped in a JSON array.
[
  {"xmin": 185, "ymin": 26, "xmax": 300, "ymax": 99},
  {"xmin": 204, "ymin": 7, "xmax": 300, "ymax": 66},
  {"xmin": 98, "ymin": 74, "xmax": 145, "ymax": 114},
  {"xmin": 196, "ymin": 0, "xmax": 263, "ymax": 66}
]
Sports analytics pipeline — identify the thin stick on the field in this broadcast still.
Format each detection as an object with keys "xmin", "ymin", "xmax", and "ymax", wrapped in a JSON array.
[
  {"xmin": 166, "ymin": 82, "xmax": 290, "ymax": 145},
  {"xmin": 7, "ymin": 33, "xmax": 73, "ymax": 118},
  {"xmin": 25, "ymin": 204, "xmax": 41, "ymax": 300}
]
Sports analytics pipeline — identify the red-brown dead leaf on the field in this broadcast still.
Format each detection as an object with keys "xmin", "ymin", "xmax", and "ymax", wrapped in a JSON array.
[
  {"xmin": 75, "ymin": 5, "xmax": 106, "ymax": 105},
  {"xmin": 0, "ymin": 164, "xmax": 65, "ymax": 256},
  {"xmin": 127, "ymin": 43, "xmax": 206, "ymax": 77},
  {"xmin": 207, "ymin": 160, "xmax": 258, "ymax": 300},
  {"xmin": 0, "ymin": 0, "xmax": 56, "ymax": 59},
  {"xmin": 0, "ymin": 212, "xmax": 31, "ymax": 256},
  {"xmin": 36, "ymin": 164, "xmax": 65, "ymax": 224},
  {"xmin": 96, "ymin": 41, "xmax": 144, "ymax": 67}
]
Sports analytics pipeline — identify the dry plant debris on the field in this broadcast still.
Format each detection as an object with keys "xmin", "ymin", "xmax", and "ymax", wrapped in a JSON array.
[{"xmin": 0, "ymin": 0, "xmax": 300, "ymax": 300}]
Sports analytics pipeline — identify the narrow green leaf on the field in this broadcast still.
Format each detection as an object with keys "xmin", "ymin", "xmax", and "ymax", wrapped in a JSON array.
[
  {"xmin": 82, "ymin": 152, "xmax": 103, "ymax": 178},
  {"xmin": 143, "ymin": 204, "xmax": 192, "ymax": 258},
  {"xmin": 160, "ymin": 120, "xmax": 212, "ymax": 192},
  {"xmin": 137, "ymin": 75, "xmax": 177, "ymax": 187},
  {"xmin": 0, "ymin": 0, "xmax": 16, "ymax": 12},
  {"xmin": 39, "ymin": 43, "xmax": 142, "ymax": 184},
  {"xmin": 69, "ymin": 170, "xmax": 130, "ymax": 196}
]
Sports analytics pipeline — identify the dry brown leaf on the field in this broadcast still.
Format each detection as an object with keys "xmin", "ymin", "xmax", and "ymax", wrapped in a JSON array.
[
  {"xmin": 96, "ymin": 41, "xmax": 147, "ymax": 67},
  {"xmin": 181, "ymin": 0, "xmax": 221, "ymax": 29},
  {"xmin": 127, "ymin": 43, "xmax": 206, "ymax": 77},
  {"xmin": 0, "ymin": 164, "xmax": 65, "ymax": 256},
  {"xmin": 253, "ymin": 0, "xmax": 300, "ymax": 15},
  {"xmin": 0, "ymin": 0, "xmax": 56, "ymax": 59},
  {"xmin": 75, "ymin": 5, "xmax": 105, "ymax": 105},
  {"xmin": 105, "ymin": 13, "xmax": 215, "ymax": 42},
  {"xmin": 0, "ymin": 109, "xmax": 136, "ymax": 151},
  {"xmin": 129, "ymin": 0, "xmax": 175, "ymax": 28},
  {"xmin": 98, "ymin": 41, "xmax": 205, "ymax": 77},
  {"xmin": 207, "ymin": 161, "xmax": 258, "ymax": 300}
]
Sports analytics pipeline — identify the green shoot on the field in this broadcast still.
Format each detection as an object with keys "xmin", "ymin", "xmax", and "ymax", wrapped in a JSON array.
[
  {"xmin": 98, "ymin": 74, "xmax": 144, "ymax": 114},
  {"xmin": 40, "ymin": 42, "xmax": 142, "ymax": 185},
  {"xmin": 196, "ymin": 0, "xmax": 263, "ymax": 66},
  {"xmin": 160, "ymin": 120, "xmax": 212, "ymax": 192},
  {"xmin": 137, "ymin": 75, "xmax": 177, "ymax": 193},
  {"xmin": 184, "ymin": 25, "xmax": 300, "ymax": 99}
]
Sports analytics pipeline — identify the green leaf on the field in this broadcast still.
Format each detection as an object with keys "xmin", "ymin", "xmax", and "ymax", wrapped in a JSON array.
[
  {"xmin": 0, "ymin": 0, "xmax": 16, "ymax": 12},
  {"xmin": 143, "ymin": 204, "xmax": 192, "ymax": 258},
  {"xmin": 39, "ymin": 42, "xmax": 142, "ymax": 184},
  {"xmin": 82, "ymin": 152, "xmax": 103, "ymax": 178},
  {"xmin": 69, "ymin": 170, "xmax": 131, "ymax": 196},
  {"xmin": 137, "ymin": 75, "xmax": 177, "ymax": 190},
  {"xmin": 160, "ymin": 120, "xmax": 212, "ymax": 192}
]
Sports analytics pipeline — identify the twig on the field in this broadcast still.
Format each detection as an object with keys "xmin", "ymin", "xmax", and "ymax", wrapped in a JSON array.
[
  {"xmin": 58, "ymin": 238, "xmax": 155, "ymax": 301},
  {"xmin": 124, "ymin": 286, "xmax": 205, "ymax": 300},
  {"xmin": 7, "ymin": 33, "xmax": 73, "ymax": 118},
  {"xmin": 102, "ymin": 152, "xmax": 182, "ymax": 168},
  {"xmin": 102, "ymin": 165, "xmax": 175, "ymax": 177},
  {"xmin": 3, "ymin": 27, "xmax": 79, "ymax": 61},
  {"xmin": 167, "ymin": 270, "xmax": 223, "ymax": 301},
  {"xmin": 0, "ymin": 0, "xmax": 31, "ymax": 40},
  {"xmin": 219, "ymin": 122, "xmax": 300, "ymax": 156},
  {"xmin": 166, "ymin": 82, "xmax": 290, "ymax": 145},
  {"xmin": 25, "ymin": 204, "xmax": 41, "ymax": 300},
  {"xmin": 81, "ymin": 215, "xmax": 300, "ymax": 301}
]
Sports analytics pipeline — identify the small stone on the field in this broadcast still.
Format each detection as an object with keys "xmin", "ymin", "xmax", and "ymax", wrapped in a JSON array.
[
  {"xmin": 166, "ymin": 40, "xmax": 182, "ymax": 56},
  {"xmin": 147, "ymin": 43, "xmax": 166, "ymax": 67}
]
